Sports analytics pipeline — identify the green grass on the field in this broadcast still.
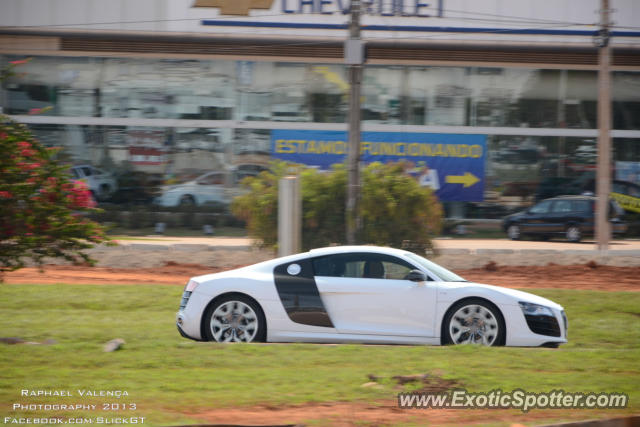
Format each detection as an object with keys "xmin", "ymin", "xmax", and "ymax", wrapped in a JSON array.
[{"xmin": 1, "ymin": 285, "xmax": 638, "ymax": 425}]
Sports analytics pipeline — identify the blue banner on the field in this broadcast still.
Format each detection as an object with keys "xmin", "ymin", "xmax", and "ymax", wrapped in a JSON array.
[{"xmin": 272, "ymin": 130, "xmax": 486, "ymax": 202}]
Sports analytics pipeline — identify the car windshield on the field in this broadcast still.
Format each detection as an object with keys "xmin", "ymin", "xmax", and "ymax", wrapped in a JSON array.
[{"xmin": 404, "ymin": 253, "xmax": 466, "ymax": 282}]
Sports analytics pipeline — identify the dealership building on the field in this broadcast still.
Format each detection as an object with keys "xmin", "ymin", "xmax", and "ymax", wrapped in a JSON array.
[{"xmin": 1, "ymin": 0, "xmax": 639, "ymax": 215}]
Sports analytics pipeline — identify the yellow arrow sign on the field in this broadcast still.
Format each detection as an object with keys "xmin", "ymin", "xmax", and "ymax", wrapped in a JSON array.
[{"xmin": 445, "ymin": 172, "xmax": 480, "ymax": 188}]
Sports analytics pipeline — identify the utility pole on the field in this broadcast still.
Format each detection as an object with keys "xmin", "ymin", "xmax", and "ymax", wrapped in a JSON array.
[
  {"xmin": 345, "ymin": 0, "xmax": 364, "ymax": 245},
  {"xmin": 595, "ymin": 0, "xmax": 612, "ymax": 251}
]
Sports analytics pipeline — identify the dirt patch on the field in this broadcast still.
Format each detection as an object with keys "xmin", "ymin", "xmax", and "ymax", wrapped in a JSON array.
[
  {"xmin": 2, "ymin": 263, "xmax": 229, "ymax": 286},
  {"xmin": 460, "ymin": 264, "xmax": 640, "ymax": 292},
  {"xmin": 4, "ymin": 263, "xmax": 639, "ymax": 291},
  {"xmin": 187, "ymin": 402, "xmax": 630, "ymax": 426}
]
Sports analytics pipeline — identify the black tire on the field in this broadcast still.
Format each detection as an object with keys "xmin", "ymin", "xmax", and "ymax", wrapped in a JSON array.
[
  {"xmin": 565, "ymin": 225, "xmax": 582, "ymax": 243},
  {"xmin": 97, "ymin": 184, "xmax": 111, "ymax": 201},
  {"xmin": 179, "ymin": 194, "xmax": 196, "ymax": 206},
  {"xmin": 442, "ymin": 298, "xmax": 505, "ymax": 346},
  {"xmin": 203, "ymin": 295, "xmax": 266, "ymax": 343},
  {"xmin": 506, "ymin": 224, "xmax": 521, "ymax": 240}
]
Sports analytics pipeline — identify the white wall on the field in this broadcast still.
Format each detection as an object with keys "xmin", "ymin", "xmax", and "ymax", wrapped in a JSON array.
[{"xmin": 0, "ymin": 0, "xmax": 638, "ymax": 45}]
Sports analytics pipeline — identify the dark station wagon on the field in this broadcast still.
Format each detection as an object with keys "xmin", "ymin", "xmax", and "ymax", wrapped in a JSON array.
[{"xmin": 502, "ymin": 195, "xmax": 627, "ymax": 242}]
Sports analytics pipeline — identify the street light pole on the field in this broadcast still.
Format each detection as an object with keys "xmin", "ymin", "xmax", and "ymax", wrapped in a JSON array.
[
  {"xmin": 595, "ymin": 0, "xmax": 612, "ymax": 251},
  {"xmin": 345, "ymin": 0, "xmax": 363, "ymax": 245}
]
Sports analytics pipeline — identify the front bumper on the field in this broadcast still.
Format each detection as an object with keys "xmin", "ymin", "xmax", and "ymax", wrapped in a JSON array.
[{"xmin": 502, "ymin": 304, "xmax": 568, "ymax": 347}]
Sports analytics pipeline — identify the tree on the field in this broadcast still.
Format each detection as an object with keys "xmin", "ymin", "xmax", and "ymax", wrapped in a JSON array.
[
  {"xmin": 232, "ymin": 161, "xmax": 443, "ymax": 254},
  {"xmin": 0, "ymin": 60, "xmax": 110, "ymax": 277}
]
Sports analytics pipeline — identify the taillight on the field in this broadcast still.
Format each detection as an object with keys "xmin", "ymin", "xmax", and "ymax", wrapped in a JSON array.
[
  {"xmin": 179, "ymin": 280, "xmax": 199, "ymax": 310},
  {"xmin": 179, "ymin": 291, "xmax": 192, "ymax": 310},
  {"xmin": 185, "ymin": 280, "xmax": 199, "ymax": 292}
]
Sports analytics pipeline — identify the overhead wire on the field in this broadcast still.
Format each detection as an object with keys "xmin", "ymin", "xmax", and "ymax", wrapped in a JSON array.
[{"xmin": 0, "ymin": 4, "xmax": 638, "ymax": 55}]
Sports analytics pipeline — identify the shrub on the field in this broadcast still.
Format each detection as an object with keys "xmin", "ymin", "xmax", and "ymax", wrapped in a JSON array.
[
  {"xmin": 232, "ymin": 161, "xmax": 443, "ymax": 253},
  {"xmin": 0, "ymin": 60, "xmax": 110, "ymax": 276}
]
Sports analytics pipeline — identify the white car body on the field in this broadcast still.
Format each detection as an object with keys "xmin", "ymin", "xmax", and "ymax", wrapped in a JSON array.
[
  {"xmin": 155, "ymin": 171, "xmax": 229, "ymax": 207},
  {"xmin": 177, "ymin": 246, "xmax": 567, "ymax": 347}
]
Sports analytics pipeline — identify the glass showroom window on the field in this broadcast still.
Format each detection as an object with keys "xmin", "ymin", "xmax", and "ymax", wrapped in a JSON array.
[
  {"xmin": 271, "ymin": 63, "xmax": 310, "ymax": 122},
  {"xmin": 306, "ymin": 64, "xmax": 348, "ymax": 123},
  {"xmin": 100, "ymin": 58, "xmax": 235, "ymax": 120},
  {"xmin": 484, "ymin": 135, "xmax": 603, "ymax": 210},
  {"xmin": 613, "ymin": 72, "xmax": 640, "ymax": 130},
  {"xmin": 362, "ymin": 66, "xmax": 405, "ymax": 124},
  {"xmin": 236, "ymin": 62, "xmax": 311, "ymax": 122},
  {"xmin": 1, "ymin": 56, "xmax": 102, "ymax": 117}
]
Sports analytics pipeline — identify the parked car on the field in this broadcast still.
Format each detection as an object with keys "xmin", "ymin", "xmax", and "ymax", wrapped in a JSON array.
[
  {"xmin": 70, "ymin": 165, "xmax": 118, "ymax": 201},
  {"xmin": 177, "ymin": 245, "xmax": 568, "ymax": 347},
  {"xmin": 155, "ymin": 166, "xmax": 267, "ymax": 207},
  {"xmin": 155, "ymin": 171, "xmax": 229, "ymax": 207},
  {"xmin": 502, "ymin": 195, "xmax": 627, "ymax": 242}
]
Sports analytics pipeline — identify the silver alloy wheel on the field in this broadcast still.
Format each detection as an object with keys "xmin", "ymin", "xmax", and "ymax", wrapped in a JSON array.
[
  {"xmin": 566, "ymin": 226, "xmax": 581, "ymax": 242},
  {"xmin": 448, "ymin": 304, "xmax": 499, "ymax": 345},
  {"xmin": 507, "ymin": 224, "xmax": 521, "ymax": 240},
  {"xmin": 210, "ymin": 300, "xmax": 258, "ymax": 342}
]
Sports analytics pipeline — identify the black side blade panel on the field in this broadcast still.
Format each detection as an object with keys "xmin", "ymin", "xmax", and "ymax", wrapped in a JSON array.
[{"xmin": 273, "ymin": 259, "xmax": 334, "ymax": 328}]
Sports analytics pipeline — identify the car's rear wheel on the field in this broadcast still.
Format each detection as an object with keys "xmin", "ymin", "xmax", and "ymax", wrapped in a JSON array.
[
  {"xmin": 566, "ymin": 225, "xmax": 581, "ymax": 242},
  {"xmin": 97, "ymin": 184, "xmax": 111, "ymax": 201},
  {"xmin": 179, "ymin": 194, "xmax": 195, "ymax": 206},
  {"xmin": 204, "ymin": 296, "xmax": 266, "ymax": 343},
  {"xmin": 443, "ymin": 299, "xmax": 505, "ymax": 346},
  {"xmin": 507, "ymin": 224, "xmax": 521, "ymax": 240}
]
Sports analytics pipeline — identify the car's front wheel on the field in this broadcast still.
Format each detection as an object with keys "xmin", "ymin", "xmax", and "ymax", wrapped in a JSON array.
[
  {"xmin": 507, "ymin": 224, "xmax": 521, "ymax": 240},
  {"xmin": 566, "ymin": 225, "xmax": 581, "ymax": 242},
  {"xmin": 203, "ymin": 296, "xmax": 266, "ymax": 343},
  {"xmin": 443, "ymin": 299, "xmax": 505, "ymax": 346}
]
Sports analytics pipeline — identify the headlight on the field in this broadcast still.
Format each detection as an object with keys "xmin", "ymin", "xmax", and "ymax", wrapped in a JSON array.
[{"xmin": 519, "ymin": 301, "xmax": 554, "ymax": 317}]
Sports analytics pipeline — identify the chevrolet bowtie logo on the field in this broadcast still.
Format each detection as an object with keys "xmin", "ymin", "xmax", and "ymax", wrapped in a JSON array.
[{"xmin": 193, "ymin": 0, "xmax": 275, "ymax": 16}]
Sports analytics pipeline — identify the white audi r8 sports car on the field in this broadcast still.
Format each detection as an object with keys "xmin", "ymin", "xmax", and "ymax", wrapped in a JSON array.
[{"xmin": 176, "ymin": 246, "xmax": 568, "ymax": 347}]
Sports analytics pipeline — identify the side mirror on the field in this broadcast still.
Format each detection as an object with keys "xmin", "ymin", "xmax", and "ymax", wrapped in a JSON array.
[{"xmin": 405, "ymin": 270, "xmax": 427, "ymax": 282}]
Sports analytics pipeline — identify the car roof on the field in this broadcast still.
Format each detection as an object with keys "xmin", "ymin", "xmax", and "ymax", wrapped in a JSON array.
[
  {"xmin": 241, "ymin": 245, "xmax": 415, "ymax": 274},
  {"xmin": 546, "ymin": 195, "xmax": 595, "ymax": 201},
  {"xmin": 308, "ymin": 245, "xmax": 411, "ymax": 257}
]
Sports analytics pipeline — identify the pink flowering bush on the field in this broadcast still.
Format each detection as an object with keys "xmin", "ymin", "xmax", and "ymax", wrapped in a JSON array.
[{"xmin": 1, "ymin": 61, "xmax": 110, "ymax": 276}]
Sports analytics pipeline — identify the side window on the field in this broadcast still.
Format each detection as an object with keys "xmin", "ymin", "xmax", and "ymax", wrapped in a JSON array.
[
  {"xmin": 313, "ymin": 255, "xmax": 347, "ymax": 277},
  {"xmin": 529, "ymin": 200, "xmax": 552, "ymax": 214},
  {"xmin": 612, "ymin": 182, "xmax": 625, "ymax": 194},
  {"xmin": 380, "ymin": 260, "xmax": 413, "ymax": 280},
  {"xmin": 552, "ymin": 200, "xmax": 572, "ymax": 213},
  {"xmin": 312, "ymin": 253, "xmax": 415, "ymax": 280},
  {"xmin": 572, "ymin": 200, "xmax": 591, "ymax": 212},
  {"xmin": 81, "ymin": 167, "xmax": 93, "ymax": 177}
]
